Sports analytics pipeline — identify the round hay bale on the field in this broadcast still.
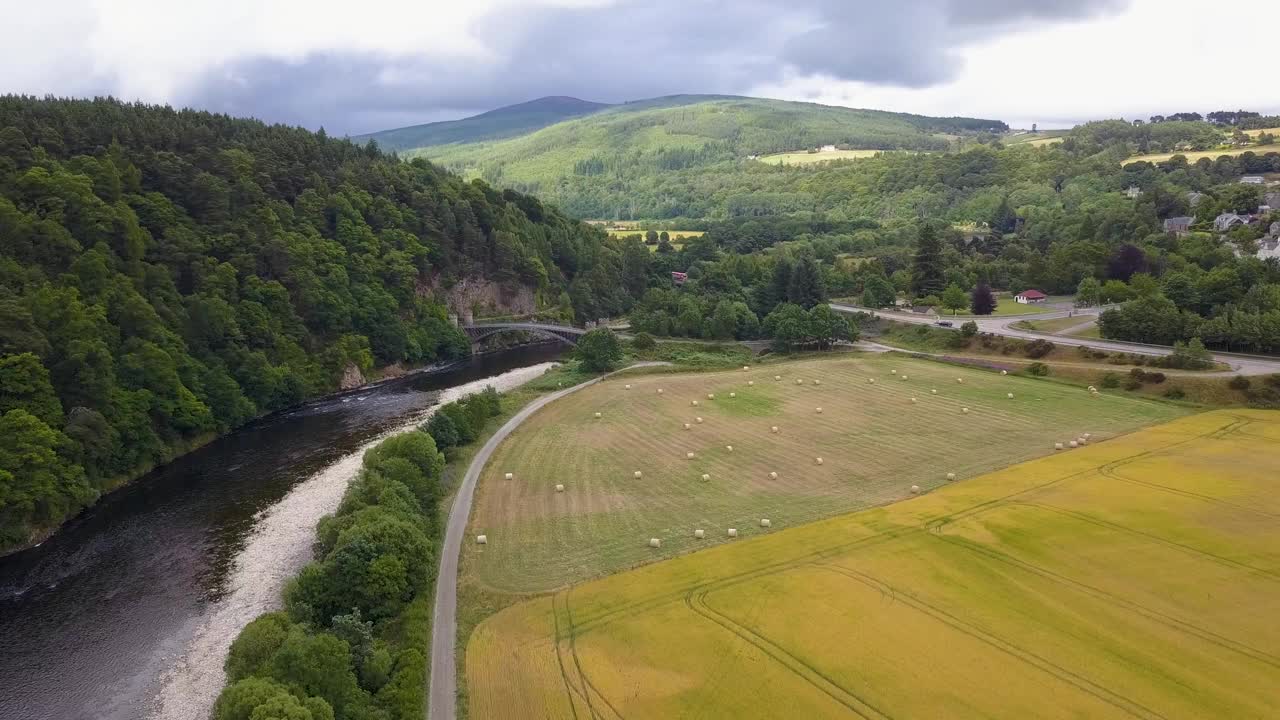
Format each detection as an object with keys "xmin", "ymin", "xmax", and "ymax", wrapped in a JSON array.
[
  {"xmin": 701, "ymin": 473, "xmax": 710, "ymax": 481},
  {"xmin": 707, "ymin": 393, "xmax": 715, "ymax": 400},
  {"xmin": 815, "ymin": 407, "xmax": 823, "ymax": 414},
  {"xmin": 696, "ymin": 417, "xmax": 704, "ymax": 424},
  {"xmin": 1087, "ymin": 386, "xmax": 1096, "ymax": 392},
  {"xmin": 931, "ymin": 389, "xmax": 937, "ymax": 394},
  {"xmin": 683, "ymin": 423, "xmax": 691, "ymax": 430},
  {"xmin": 1054, "ymin": 442, "xmax": 1064, "ymax": 450},
  {"xmin": 760, "ymin": 518, "xmax": 772, "ymax": 528},
  {"xmin": 962, "ymin": 407, "xmax": 970, "ymax": 414},
  {"xmin": 946, "ymin": 472, "xmax": 956, "ymax": 481},
  {"xmin": 1083, "ymin": 433, "xmax": 1091, "ymax": 439},
  {"xmin": 594, "ymin": 412, "xmax": 602, "ymax": 419},
  {"xmin": 1001, "ymin": 370, "xmax": 1008, "ymax": 376},
  {"xmin": 686, "ymin": 452, "xmax": 695, "ymax": 459},
  {"xmin": 910, "ymin": 485, "xmax": 921, "ymax": 494},
  {"xmin": 555, "ymin": 484, "xmax": 565, "ymax": 492},
  {"xmin": 957, "ymin": 378, "xmax": 964, "ymax": 383},
  {"xmin": 813, "ymin": 379, "xmax": 821, "ymax": 386},
  {"xmin": 743, "ymin": 365, "xmax": 750, "ymax": 371},
  {"xmin": 891, "ymin": 369, "xmax": 897, "ymax": 375},
  {"xmin": 730, "ymin": 392, "xmax": 737, "ymax": 398},
  {"xmin": 694, "ymin": 529, "xmax": 705, "ymax": 539},
  {"xmin": 657, "ymin": 388, "xmax": 664, "ymax": 394},
  {"xmin": 769, "ymin": 471, "xmax": 778, "ymax": 480},
  {"xmin": 476, "ymin": 534, "xmax": 488, "ymax": 544},
  {"xmin": 1007, "ymin": 392, "xmax": 1014, "ymax": 399},
  {"xmin": 774, "ymin": 375, "xmax": 782, "ymax": 381},
  {"xmin": 796, "ymin": 378, "xmax": 804, "ymax": 385},
  {"xmin": 911, "ymin": 397, "xmax": 918, "ymax": 403},
  {"xmin": 726, "ymin": 445, "xmax": 734, "ymax": 452},
  {"xmin": 727, "ymin": 528, "xmax": 738, "ymax": 538},
  {"xmin": 868, "ymin": 378, "xmax": 876, "ymax": 384},
  {"xmin": 815, "ymin": 457, "xmax": 824, "ymax": 465},
  {"xmin": 504, "ymin": 472, "xmax": 514, "ymax": 481},
  {"xmin": 692, "ymin": 400, "xmax": 699, "ymax": 407},
  {"xmin": 747, "ymin": 381, "xmax": 755, "ymax": 386},
  {"xmin": 1078, "ymin": 437, "xmax": 1088, "ymax": 445},
  {"xmin": 901, "ymin": 375, "xmax": 908, "ymax": 381},
  {"xmin": 1069, "ymin": 440, "xmax": 1079, "ymax": 448},
  {"xmin": 625, "ymin": 384, "xmax": 632, "ymax": 390},
  {"xmin": 649, "ymin": 538, "xmax": 661, "ymax": 548},
  {"xmin": 770, "ymin": 425, "xmax": 779, "ymax": 433},
  {"xmin": 634, "ymin": 470, "xmax": 643, "ymax": 479}
]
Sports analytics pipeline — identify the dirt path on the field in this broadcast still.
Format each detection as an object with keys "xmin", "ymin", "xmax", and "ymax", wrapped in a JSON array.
[{"xmin": 427, "ymin": 362, "xmax": 668, "ymax": 720}]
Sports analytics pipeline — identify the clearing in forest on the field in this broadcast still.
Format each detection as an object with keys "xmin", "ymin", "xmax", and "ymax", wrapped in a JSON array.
[
  {"xmin": 466, "ymin": 355, "xmax": 1183, "ymax": 593},
  {"xmin": 467, "ymin": 409, "xmax": 1280, "ymax": 719}
]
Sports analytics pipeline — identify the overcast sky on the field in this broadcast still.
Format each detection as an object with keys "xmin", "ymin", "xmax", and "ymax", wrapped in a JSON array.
[{"xmin": 5, "ymin": 0, "xmax": 1276, "ymax": 135}]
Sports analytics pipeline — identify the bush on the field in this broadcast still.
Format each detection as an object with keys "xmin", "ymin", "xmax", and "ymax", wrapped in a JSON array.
[
  {"xmin": 959, "ymin": 320, "xmax": 978, "ymax": 337},
  {"xmin": 576, "ymin": 328, "xmax": 624, "ymax": 372},
  {"xmin": 1144, "ymin": 371, "xmax": 1166, "ymax": 384},
  {"xmin": 1163, "ymin": 387, "xmax": 1186, "ymax": 399},
  {"xmin": 1101, "ymin": 372, "xmax": 1121, "ymax": 388},
  {"xmin": 631, "ymin": 332, "xmax": 656, "ymax": 351},
  {"xmin": 1229, "ymin": 376, "xmax": 1251, "ymax": 390},
  {"xmin": 1123, "ymin": 377, "xmax": 1143, "ymax": 391},
  {"xmin": 226, "ymin": 613, "xmax": 293, "ymax": 683},
  {"xmin": 1025, "ymin": 362, "xmax": 1050, "ymax": 376},
  {"xmin": 1024, "ymin": 338, "xmax": 1055, "ymax": 359},
  {"xmin": 423, "ymin": 411, "xmax": 460, "ymax": 451}
]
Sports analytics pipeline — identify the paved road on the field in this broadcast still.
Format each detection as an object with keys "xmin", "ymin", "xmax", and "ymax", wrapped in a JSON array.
[
  {"xmin": 831, "ymin": 303, "xmax": 1280, "ymax": 376},
  {"xmin": 427, "ymin": 363, "xmax": 668, "ymax": 720}
]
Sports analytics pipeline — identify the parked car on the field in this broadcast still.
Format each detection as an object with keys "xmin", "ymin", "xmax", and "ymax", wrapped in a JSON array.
[{"xmin": 935, "ymin": 320, "xmax": 954, "ymax": 327}]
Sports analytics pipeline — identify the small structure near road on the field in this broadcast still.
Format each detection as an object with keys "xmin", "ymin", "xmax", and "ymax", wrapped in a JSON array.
[
  {"xmin": 1162, "ymin": 216, "xmax": 1194, "ymax": 235},
  {"xmin": 1014, "ymin": 289, "xmax": 1047, "ymax": 304}
]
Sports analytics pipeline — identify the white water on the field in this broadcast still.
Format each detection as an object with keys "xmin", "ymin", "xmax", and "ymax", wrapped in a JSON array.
[{"xmin": 149, "ymin": 362, "xmax": 557, "ymax": 720}]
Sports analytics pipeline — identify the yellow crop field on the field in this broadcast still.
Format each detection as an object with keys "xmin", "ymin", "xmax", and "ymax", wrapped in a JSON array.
[
  {"xmin": 758, "ymin": 149, "xmax": 886, "ymax": 165},
  {"xmin": 1124, "ymin": 143, "xmax": 1280, "ymax": 165},
  {"xmin": 465, "ymin": 356, "xmax": 1183, "ymax": 593},
  {"xmin": 467, "ymin": 409, "xmax": 1280, "ymax": 718}
]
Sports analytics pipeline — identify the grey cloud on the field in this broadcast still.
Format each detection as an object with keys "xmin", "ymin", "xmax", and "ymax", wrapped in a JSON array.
[{"xmin": 174, "ymin": 0, "xmax": 1128, "ymax": 135}]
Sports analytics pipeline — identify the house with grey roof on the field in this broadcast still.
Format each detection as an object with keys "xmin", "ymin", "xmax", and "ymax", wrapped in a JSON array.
[
  {"xmin": 1241, "ymin": 175, "xmax": 1265, "ymax": 185},
  {"xmin": 1213, "ymin": 213, "xmax": 1247, "ymax": 232},
  {"xmin": 1163, "ymin": 217, "xmax": 1194, "ymax": 235},
  {"xmin": 1187, "ymin": 191, "xmax": 1207, "ymax": 207}
]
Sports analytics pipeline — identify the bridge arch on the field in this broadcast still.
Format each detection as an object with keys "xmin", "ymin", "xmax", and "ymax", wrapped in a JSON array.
[{"xmin": 461, "ymin": 322, "xmax": 587, "ymax": 347}]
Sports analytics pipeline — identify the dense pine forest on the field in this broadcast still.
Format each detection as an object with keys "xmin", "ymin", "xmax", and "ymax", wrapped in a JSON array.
[{"xmin": 0, "ymin": 96, "xmax": 642, "ymax": 554}]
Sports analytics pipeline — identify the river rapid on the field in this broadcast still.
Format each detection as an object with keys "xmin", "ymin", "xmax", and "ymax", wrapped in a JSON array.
[{"xmin": 0, "ymin": 346, "xmax": 563, "ymax": 720}]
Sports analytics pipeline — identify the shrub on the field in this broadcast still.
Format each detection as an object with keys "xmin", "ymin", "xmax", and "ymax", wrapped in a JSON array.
[
  {"xmin": 423, "ymin": 411, "xmax": 459, "ymax": 451},
  {"xmin": 1163, "ymin": 387, "xmax": 1186, "ymax": 399},
  {"xmin": 631, "ymin": 332, "xmax": 656, "ymax": 351},
  {"xmin": 226, "ymin": 613, "xmax": 293, "ymax": 683},
  {"xmin": 1025, "ymin": 362, "xmax": 1050, "ymax": 376},
  {"xmin": 1101, "ymin": 372, "xmax": 1121, "ymax": 388},
  {"xmin": 576, "ymin": 328, "xmax": 624, "ymax": 371},
  {"xmin": 1024, "ymin": 338, "xmax": 1055, "ymax": 359},
  {"xmin": 1144, "ymin": 371, "xmax": 1166, "ymax": 384},
  {"xmin": 959, "ymin": 320, "xmax": 978, "ymax": 337},
  {"xmin": 1124, "ymin": 377, "xmax": 1143, "ymax": 391},
  {"xmin": 1129, "ymin": 368, "xmax": 1147, "ymax": 381},
  {"xmin": 1229, "ymin": 376, "xmax": 1251, "ymax": 390}
]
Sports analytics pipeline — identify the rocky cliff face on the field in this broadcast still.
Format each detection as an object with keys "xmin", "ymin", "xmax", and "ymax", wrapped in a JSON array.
[
  {"xmin": 423, "ymin": 276, "xmax": 537, "ymax": 318},
  {"xmin": 339, "ymin": 362, "xmax": 366, "ymax": 390}
]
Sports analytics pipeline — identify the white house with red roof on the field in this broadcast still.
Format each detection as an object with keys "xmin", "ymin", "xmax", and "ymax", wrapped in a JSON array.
[{"xmin": 1014, "ymin": 289, "xmax": 1047, "ymax": 304}]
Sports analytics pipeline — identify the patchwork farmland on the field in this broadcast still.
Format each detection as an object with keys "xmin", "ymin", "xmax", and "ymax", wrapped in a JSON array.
[
  {"xmin": 465, "ymin": 355, "xmax": 1184, "ymax": 593},
  {"xmin": 467, "ymin": 409, "xmax": 1280, "ymax": 718}
]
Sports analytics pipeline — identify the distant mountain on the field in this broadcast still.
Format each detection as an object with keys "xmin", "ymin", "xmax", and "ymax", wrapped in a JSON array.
[
  {"xmin": 374, "ymin": 94, "xmax": 1006, "ymax": 219},
  {"xmin": 353, "ymin": 96, "xmax": 612, "ymax": 151}
]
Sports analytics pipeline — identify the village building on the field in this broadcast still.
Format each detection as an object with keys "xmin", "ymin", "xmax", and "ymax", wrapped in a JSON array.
[
  {"xmin": 1162, "ymin": 216, "xmax": 1194, "ymax": 235},
  {"xmin": 1187, "ymin": 191, "xmax": 1207, "ymax": 206},
  {"xmin": 1240, "ymin": 176, "xmax": 1265, "ymax": 185},
  {"xmin": 1124, "ymin": 185, "xmax": 1143, "ymax": 199},
  {"xmin": 1213, "ymin": 213, "xmax": 1248, "ymax": 232},
  {"xmin": 1014, "ymin": 289, "xmax": 1048, "ymax": 304}
]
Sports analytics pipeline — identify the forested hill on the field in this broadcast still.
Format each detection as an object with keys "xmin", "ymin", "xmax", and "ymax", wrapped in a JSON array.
[
  {"xmin": 396, "ymin": 95, "xmax": 1007, "ymax": 217},
  {"xmin": 0, "ymin": 96, "xmax": 642, "ymax": 555},
  {"xmin": 353, "ymin": 95, "xmax": 612, "ymax": 151}
]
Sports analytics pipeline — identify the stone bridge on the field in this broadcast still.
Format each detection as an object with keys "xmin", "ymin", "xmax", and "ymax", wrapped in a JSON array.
[{"xmin": 461, "ymin": 322, "xmax": 588, "ymax": 346}]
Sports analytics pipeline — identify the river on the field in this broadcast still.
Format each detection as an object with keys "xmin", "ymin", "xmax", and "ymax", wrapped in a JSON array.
[{"xmin": 0, "ymin": 345, "xmax": 564, "ymax": 720}]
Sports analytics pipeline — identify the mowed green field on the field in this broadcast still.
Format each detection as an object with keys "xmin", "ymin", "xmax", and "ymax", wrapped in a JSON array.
[
  {"xmin": 465, "ymin": 355, "xmax": 1184, "ymax": 593},
  {"xmin": 468, "ymin": 409, "xmax": 1280, "ymax": 718}
]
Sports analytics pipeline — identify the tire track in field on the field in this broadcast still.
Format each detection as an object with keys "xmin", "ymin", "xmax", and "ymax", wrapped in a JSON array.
[
  {"xmin": 563, "ymin": 589, "xmax": 626, "ymax": 720},
  {"xmin": 811, "ymin": 562, "xmax": 1165, "ymax": 720},
  {"xmin": 551, "ymin": 593, "xmax": 585, "ymax": 720},
  {"xmin": 683, "ymin": 586, "xmax": 890, "ymax": 719},
  {"xmin": 1012, "ymin": 501, "xmax": 1280, "ymax": 581},
  {"xmin": 935, "ymin": 534, "xmax": 1280, "ymax": 670}
]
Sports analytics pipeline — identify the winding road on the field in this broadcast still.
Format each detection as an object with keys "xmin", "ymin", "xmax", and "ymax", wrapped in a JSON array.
[
  {"xmin": 428, "ymin": 362, "xmax": 667, "ymax": 720},
  {"xmin": 830, "ymin": 303, "xmax": 1280, "ymax": 376}
]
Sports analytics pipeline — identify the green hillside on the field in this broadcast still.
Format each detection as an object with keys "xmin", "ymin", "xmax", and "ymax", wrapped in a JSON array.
[
  {"xmin": 352, "ymin": 95, "xmax": 611, "ymax": 151},
  {"xmin": 400, "ymin": 95, "xmax": 1006, "ymax": 217}
]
